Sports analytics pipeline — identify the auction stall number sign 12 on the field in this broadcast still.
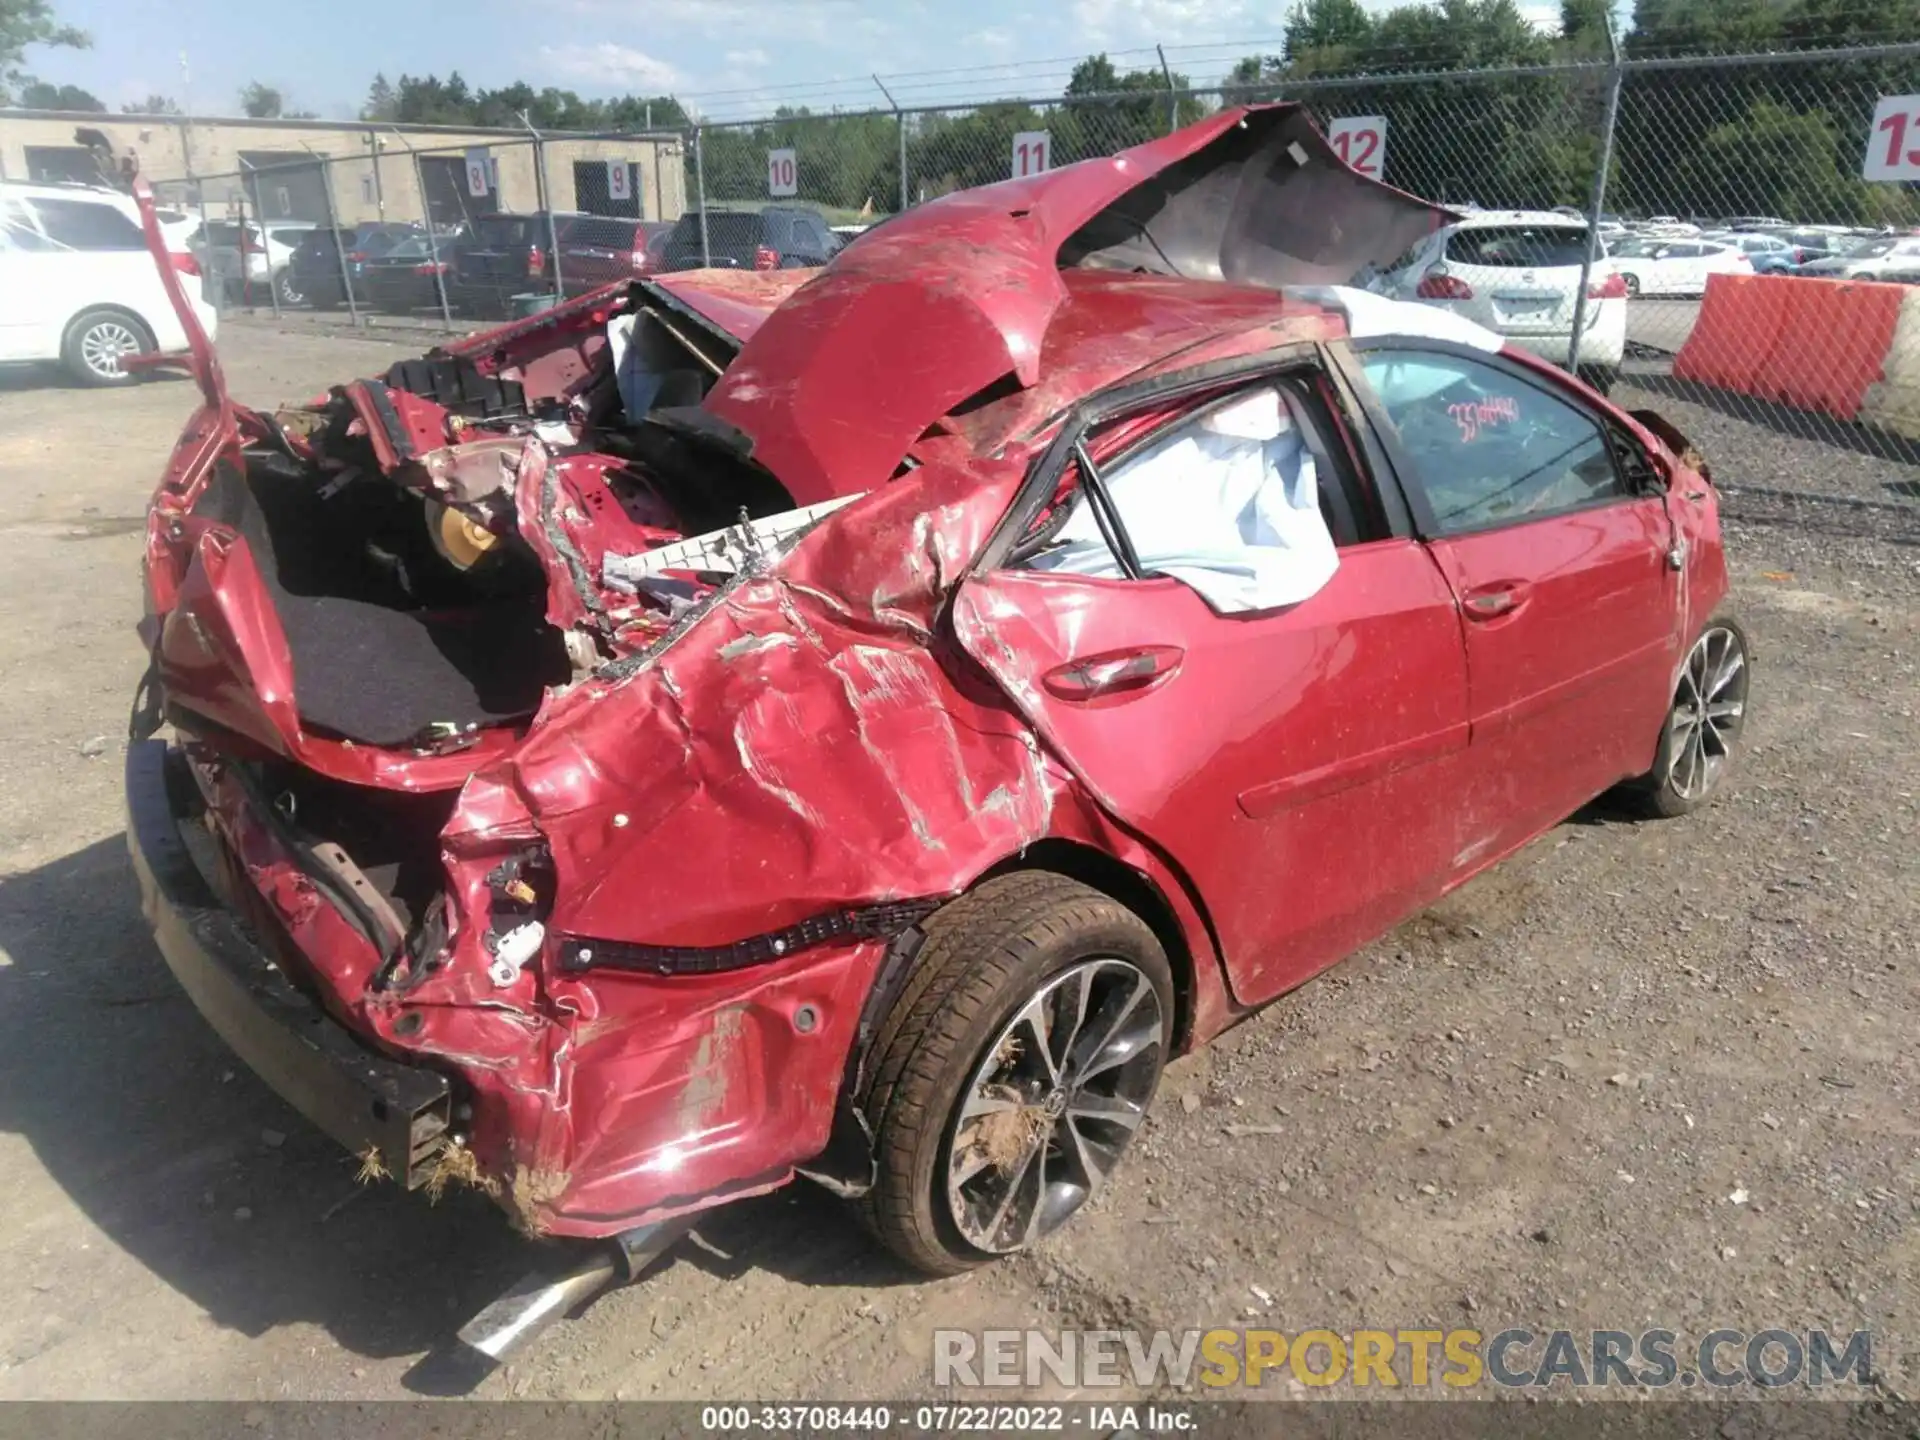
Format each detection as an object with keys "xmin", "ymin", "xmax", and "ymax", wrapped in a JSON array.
[
  {"xmin": 1012, "ymin": 131, "xmax": 1051, "ymax": 179},
  {"xmin": 1865, "ymin": 95, "xmax": 1920, "ymax": 181},
  {"xmin": 768, "ymin": 149, "xmax": 798, "ymax": 198},
  {"xmin": 1326, "ymin": 115, "xmax": 1388, "ymax": 179}
]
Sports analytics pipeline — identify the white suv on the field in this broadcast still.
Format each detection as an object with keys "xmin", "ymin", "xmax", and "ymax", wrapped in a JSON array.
[
  {"xmin": 0, "ymin": 181, "xmax": 220, "ymax": 386},
  {"xmin": 1373, "ymin": 211, "xmax": 1628, "ymax": 389}
]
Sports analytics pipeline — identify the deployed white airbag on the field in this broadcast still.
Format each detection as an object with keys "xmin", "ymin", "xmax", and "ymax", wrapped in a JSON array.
[{"xmin": 1029, "ymin": 386, "xmax": 1338, "ymax": 614}]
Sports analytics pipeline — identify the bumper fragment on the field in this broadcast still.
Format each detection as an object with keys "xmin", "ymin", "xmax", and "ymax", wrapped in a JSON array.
[{"xmin": 125, "ymin": 738, "xmax": 452, "ymax": 1187}]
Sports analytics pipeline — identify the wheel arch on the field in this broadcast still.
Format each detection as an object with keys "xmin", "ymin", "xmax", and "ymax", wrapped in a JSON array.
[{"xmin": 975, "ymin": 838, "xmax": 1204, "ymax": 1054}]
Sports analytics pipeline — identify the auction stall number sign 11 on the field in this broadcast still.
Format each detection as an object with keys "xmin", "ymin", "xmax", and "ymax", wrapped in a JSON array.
[
  {"xmin": 768, "ymin": 148, "xmax": 798, "ymax": 198},
  {"xmin": 1012, "ymin": 131, "xmax": 1051, "ymax": 179},
  {"xmin": 1326, "ymin": 115, "xmax": 1388, "ymax": 179},
  {"xmin": 1866, "ymin": 95, "xmax": 1920, "ymax": 181}
]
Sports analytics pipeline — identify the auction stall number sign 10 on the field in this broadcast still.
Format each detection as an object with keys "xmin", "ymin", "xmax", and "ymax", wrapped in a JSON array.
[
  {"xmin": 768, "ymin": 149, "xmax": 798, "ymax": 198},
  {"xmin": 1326, "ymin": 116, "xmax": 1388, "ymax": 179},
  {"xmin": 1012, "ymin": 131, "xmax": 1051, "ymax": 179},
  {"xmin": 1865, "ymin": 95, "xmax": 1920, "ymax": 181}
]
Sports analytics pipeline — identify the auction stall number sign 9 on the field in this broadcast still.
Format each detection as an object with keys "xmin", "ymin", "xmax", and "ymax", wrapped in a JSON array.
[
  {"xmin": 1326, "ymin": 115, "xmax": 1387, "ymax": 179},
  {"xmin": 607, "ymin": 160, "xmax": 631, "ymax": 202},
  {"xmin": 1865, "ymin": 95, "xmax": 1920, "ymax": 180},
  {"xmin": 1012, "ymin": 131, "xmax": 1051, "ymax": 179},
  {"xmin": 768, "ymin": 148, "xmax": 798, "ymax": 198}
]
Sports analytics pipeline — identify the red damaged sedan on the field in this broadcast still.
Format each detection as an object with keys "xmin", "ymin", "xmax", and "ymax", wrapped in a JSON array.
[{"xmin": 125, "ymin": 106, "xmax": 1747, "ymax": 1322}]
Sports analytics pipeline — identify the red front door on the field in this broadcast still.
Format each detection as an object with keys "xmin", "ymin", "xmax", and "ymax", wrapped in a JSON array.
[{"xmin": 1345, "ymin": 343, "xmax": 1682, "ymax": 856}]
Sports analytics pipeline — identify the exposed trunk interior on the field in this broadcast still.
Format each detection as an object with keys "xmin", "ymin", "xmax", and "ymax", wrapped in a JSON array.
[{"xmin": 200, "ymin": 451, "xmax": 570, "ymax": 748}]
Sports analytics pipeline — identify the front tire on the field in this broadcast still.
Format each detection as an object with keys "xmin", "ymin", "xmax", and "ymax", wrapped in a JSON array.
[
  {"xmin": 858, "ymin": 873, "xmax": 1173, "ymax": 1276},
  {"xmin": 1620, "ymin": 272, "xmax": 1641, "ymax": 298},
  {"xmin": 1633, "ymin": 615, "xmax": 1751, "ymax": 817},
  {"xmin": 62, "ymin": 309, "xmax": 154, "ymax": 387}
]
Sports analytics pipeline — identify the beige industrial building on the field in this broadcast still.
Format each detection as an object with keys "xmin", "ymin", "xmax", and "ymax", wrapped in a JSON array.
[{"xmin": 0, "ymin": 109, "xmax": 688, "ymax": 226}]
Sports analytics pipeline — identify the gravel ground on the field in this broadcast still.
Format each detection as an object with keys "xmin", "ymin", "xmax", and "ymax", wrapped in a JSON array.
[{"xmin": 0, "ymin": 326, "xmax": 1913, "ymax": 1409}]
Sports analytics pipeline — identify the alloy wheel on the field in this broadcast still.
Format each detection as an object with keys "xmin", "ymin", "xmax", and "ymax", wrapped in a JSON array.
[
  {"xmin": 80, "ymin": 319, "xmax": 141, "ymax": 379},
  {"xmin": 1667, "ymin": 625, "xmax": 1748, "ymax": 802},
  {"xmin": 943, "ymin": 957, "xmax": 1163, "ymax": 1255}
]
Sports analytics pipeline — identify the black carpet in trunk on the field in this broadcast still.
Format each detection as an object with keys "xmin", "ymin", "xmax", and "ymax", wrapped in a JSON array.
[{"xmin": 227, "ymin": 456, "xmax": 572, "ymax": 748}]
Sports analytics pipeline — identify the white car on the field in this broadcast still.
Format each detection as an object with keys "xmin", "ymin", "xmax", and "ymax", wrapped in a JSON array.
[
  {"xmin": 191, "ymin": 218, "xmax": 316, "ymax": 304},
  {"xmin": 1372, "ymin": 211, "xmax": 1627, "ymax": 386},
  {"xmin": 1608, "ymin": 237, "xmax": 1753, "ymax": 297},
  {"xmin": 0, "ymin": 180, "xmax": 219, "ymax": 386},
  {"xmin": 1794, "ymin": 235, "xmax": 1920, "ymax": 280}
]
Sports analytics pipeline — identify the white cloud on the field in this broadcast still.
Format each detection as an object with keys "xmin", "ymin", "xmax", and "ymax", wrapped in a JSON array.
[
  {"xmin": 968, "ymin": 27, "xmax": 1017, "ymax": 56},
  {"xmin": 1519, "ymin": 2, "xmax": 1561, "ymax": 31},
  {"xmin": 1070, "ymin": 0, "xmax": 1257, "ymax": 49},
  {"xmin": 538, "ymin": 42, "xmax": 684, "ymax": 91},
  {"xmin": 723, "ymin": 48, "xmax": 773, "ymax": 68}
]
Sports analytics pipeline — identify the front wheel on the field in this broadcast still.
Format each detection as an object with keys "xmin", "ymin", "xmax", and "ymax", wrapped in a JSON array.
[
  {"xmin": 62, "ymin": 309, "xmax": 154, "ymax": 386},
  {"xmin": 1620, "ymin": 272, "xmax": 1641, "ymax": 298},
  {"xmin": 275, "ymin": 270, "xmax": 305, "ymax": 307},
  {"xmin": 858, "ymin": 873, "xmax": 1173, "ymax": 1276},
  {"xmin": 1633, "ymin": 615, "xmax": 1751, "ymax": 817}
]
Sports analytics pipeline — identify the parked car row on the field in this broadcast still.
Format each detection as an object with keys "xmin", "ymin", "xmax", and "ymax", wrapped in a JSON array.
[{"xmin": 257, "ymin": 206, "xmax": 848, "ymax": 319}]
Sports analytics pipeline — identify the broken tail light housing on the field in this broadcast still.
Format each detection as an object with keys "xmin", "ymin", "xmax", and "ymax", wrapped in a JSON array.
[
  {"xmin": 528, "ymin": 243, "xmax": 546, "ymax": 278},
  {"xmin": 753, "ymin": 244, "xmax": 781, "ymax": 272},
  {"xmin": 556, "ymin": 900, "xmax": 943, "ymax": 977},
  {"xmin": 1416, "ymin": 271, "xmax": 1474, "ymax": 300},
  {"xmin": 413, "ymin": 261, "xmax": 449, "ymax": 276},
  {"xmin": 1588, "ymin": 274, "xmax": 1628, "ymax": 300},
  {"xmin": 169, "ymin": 251, "xmax": 201, "ymax": 278}
]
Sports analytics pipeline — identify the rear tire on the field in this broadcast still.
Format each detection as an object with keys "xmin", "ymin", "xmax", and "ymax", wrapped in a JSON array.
[
  {"xmin": 61, "ymin": 309, "xmax": 154, "ymax": 387},
  {"xmin": 858, "ymin": 873, "xmax": 1173, "ymax": 1276}
]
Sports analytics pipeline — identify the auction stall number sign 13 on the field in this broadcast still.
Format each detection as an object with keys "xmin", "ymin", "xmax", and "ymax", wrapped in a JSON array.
[
  {"xmin": 1866, "ymin": 95, "xmax": 1920, "ymax": 181},
  {"xmin": 1012, "ymin": 131, "xmax": 1051, "ymax": 179},
  {"xmin": 768, "ymin": 149, "xmax": 798, "ymax": 198},
  {"xmin": 1326, "ymin": 115, "xmax": 1388, "ymax": 179}
]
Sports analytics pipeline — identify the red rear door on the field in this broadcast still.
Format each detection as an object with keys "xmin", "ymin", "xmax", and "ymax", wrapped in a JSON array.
[
  {"xmin": 1340, "ymin": 342, "xmax": 1681, "ymax": 854},
  {"xmin": 954, "ymin": 363, "xmax": 1473, "ymax": 1006}
]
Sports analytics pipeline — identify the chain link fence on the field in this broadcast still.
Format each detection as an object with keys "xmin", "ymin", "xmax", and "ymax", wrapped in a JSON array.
[
  {"xmin": 140, "ymin": 44, "xmax": 1920, "ymax": 469},
  {"xmin": 149, "ymin": 127, "xmax": 684, "ymax": 324},
  {"xmin": 673, "ymin": 43, "xmax": 1920, "ymax": 469}
]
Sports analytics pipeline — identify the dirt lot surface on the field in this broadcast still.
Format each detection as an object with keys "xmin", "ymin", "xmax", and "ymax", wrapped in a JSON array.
[{"xmin": 0, "ymin": 320, "xmax": 1914, "ymax": 1405}]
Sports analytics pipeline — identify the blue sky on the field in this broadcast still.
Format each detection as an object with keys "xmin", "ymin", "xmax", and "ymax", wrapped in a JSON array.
[{"xmin": 31, "ymin": 0, "xmax": 1573, "ymax": 122}]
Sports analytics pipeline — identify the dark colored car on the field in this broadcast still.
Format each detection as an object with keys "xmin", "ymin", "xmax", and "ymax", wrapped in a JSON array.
[
  {"xmin": 286, "ymin": 222, "xmax": 423, "ymax": 308},
  {"xmin": 557, "ymin": 216, "xmax": 670, "ymax": 296},
  {"xmin": 658, "ymin": 206, "xmax": 840, "ymax": 271},
  {"xmin": 126, "ymin": 109, "xmax": 1742, "ymax": 1356},
  {"xmin": 447, "ymin": 211, "xmax": 581, "ymax": 316},
  {"xmin": 356, "ymin": 234, "xmax": 458, "ymax": 313}
]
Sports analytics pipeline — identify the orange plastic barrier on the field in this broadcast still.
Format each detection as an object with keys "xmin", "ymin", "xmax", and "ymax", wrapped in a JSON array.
[
  {"xmin": 1675, "ymin": 272, "xmax": 1791, "ymax": 393},
  {"xmin": 1781, "ymin": 279, "xmax": 1905, "ymax": 421},
  {"xmin": 1677, "ymin": 273, "xmax": 1907, "ymax": 423}
]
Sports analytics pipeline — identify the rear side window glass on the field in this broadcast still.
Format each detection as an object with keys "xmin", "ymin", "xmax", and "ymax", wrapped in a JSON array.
[
  {"xmin": 1021, "ymin": 378, "xmax": 1359, "ymax": 614},
  {"xmin": 1445, "ymin": 225, "xmax": 1590, "ymax": 268},
  {"xmin": 31, "ymin": 197, "xmax": 146, "ymax": 250}
]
